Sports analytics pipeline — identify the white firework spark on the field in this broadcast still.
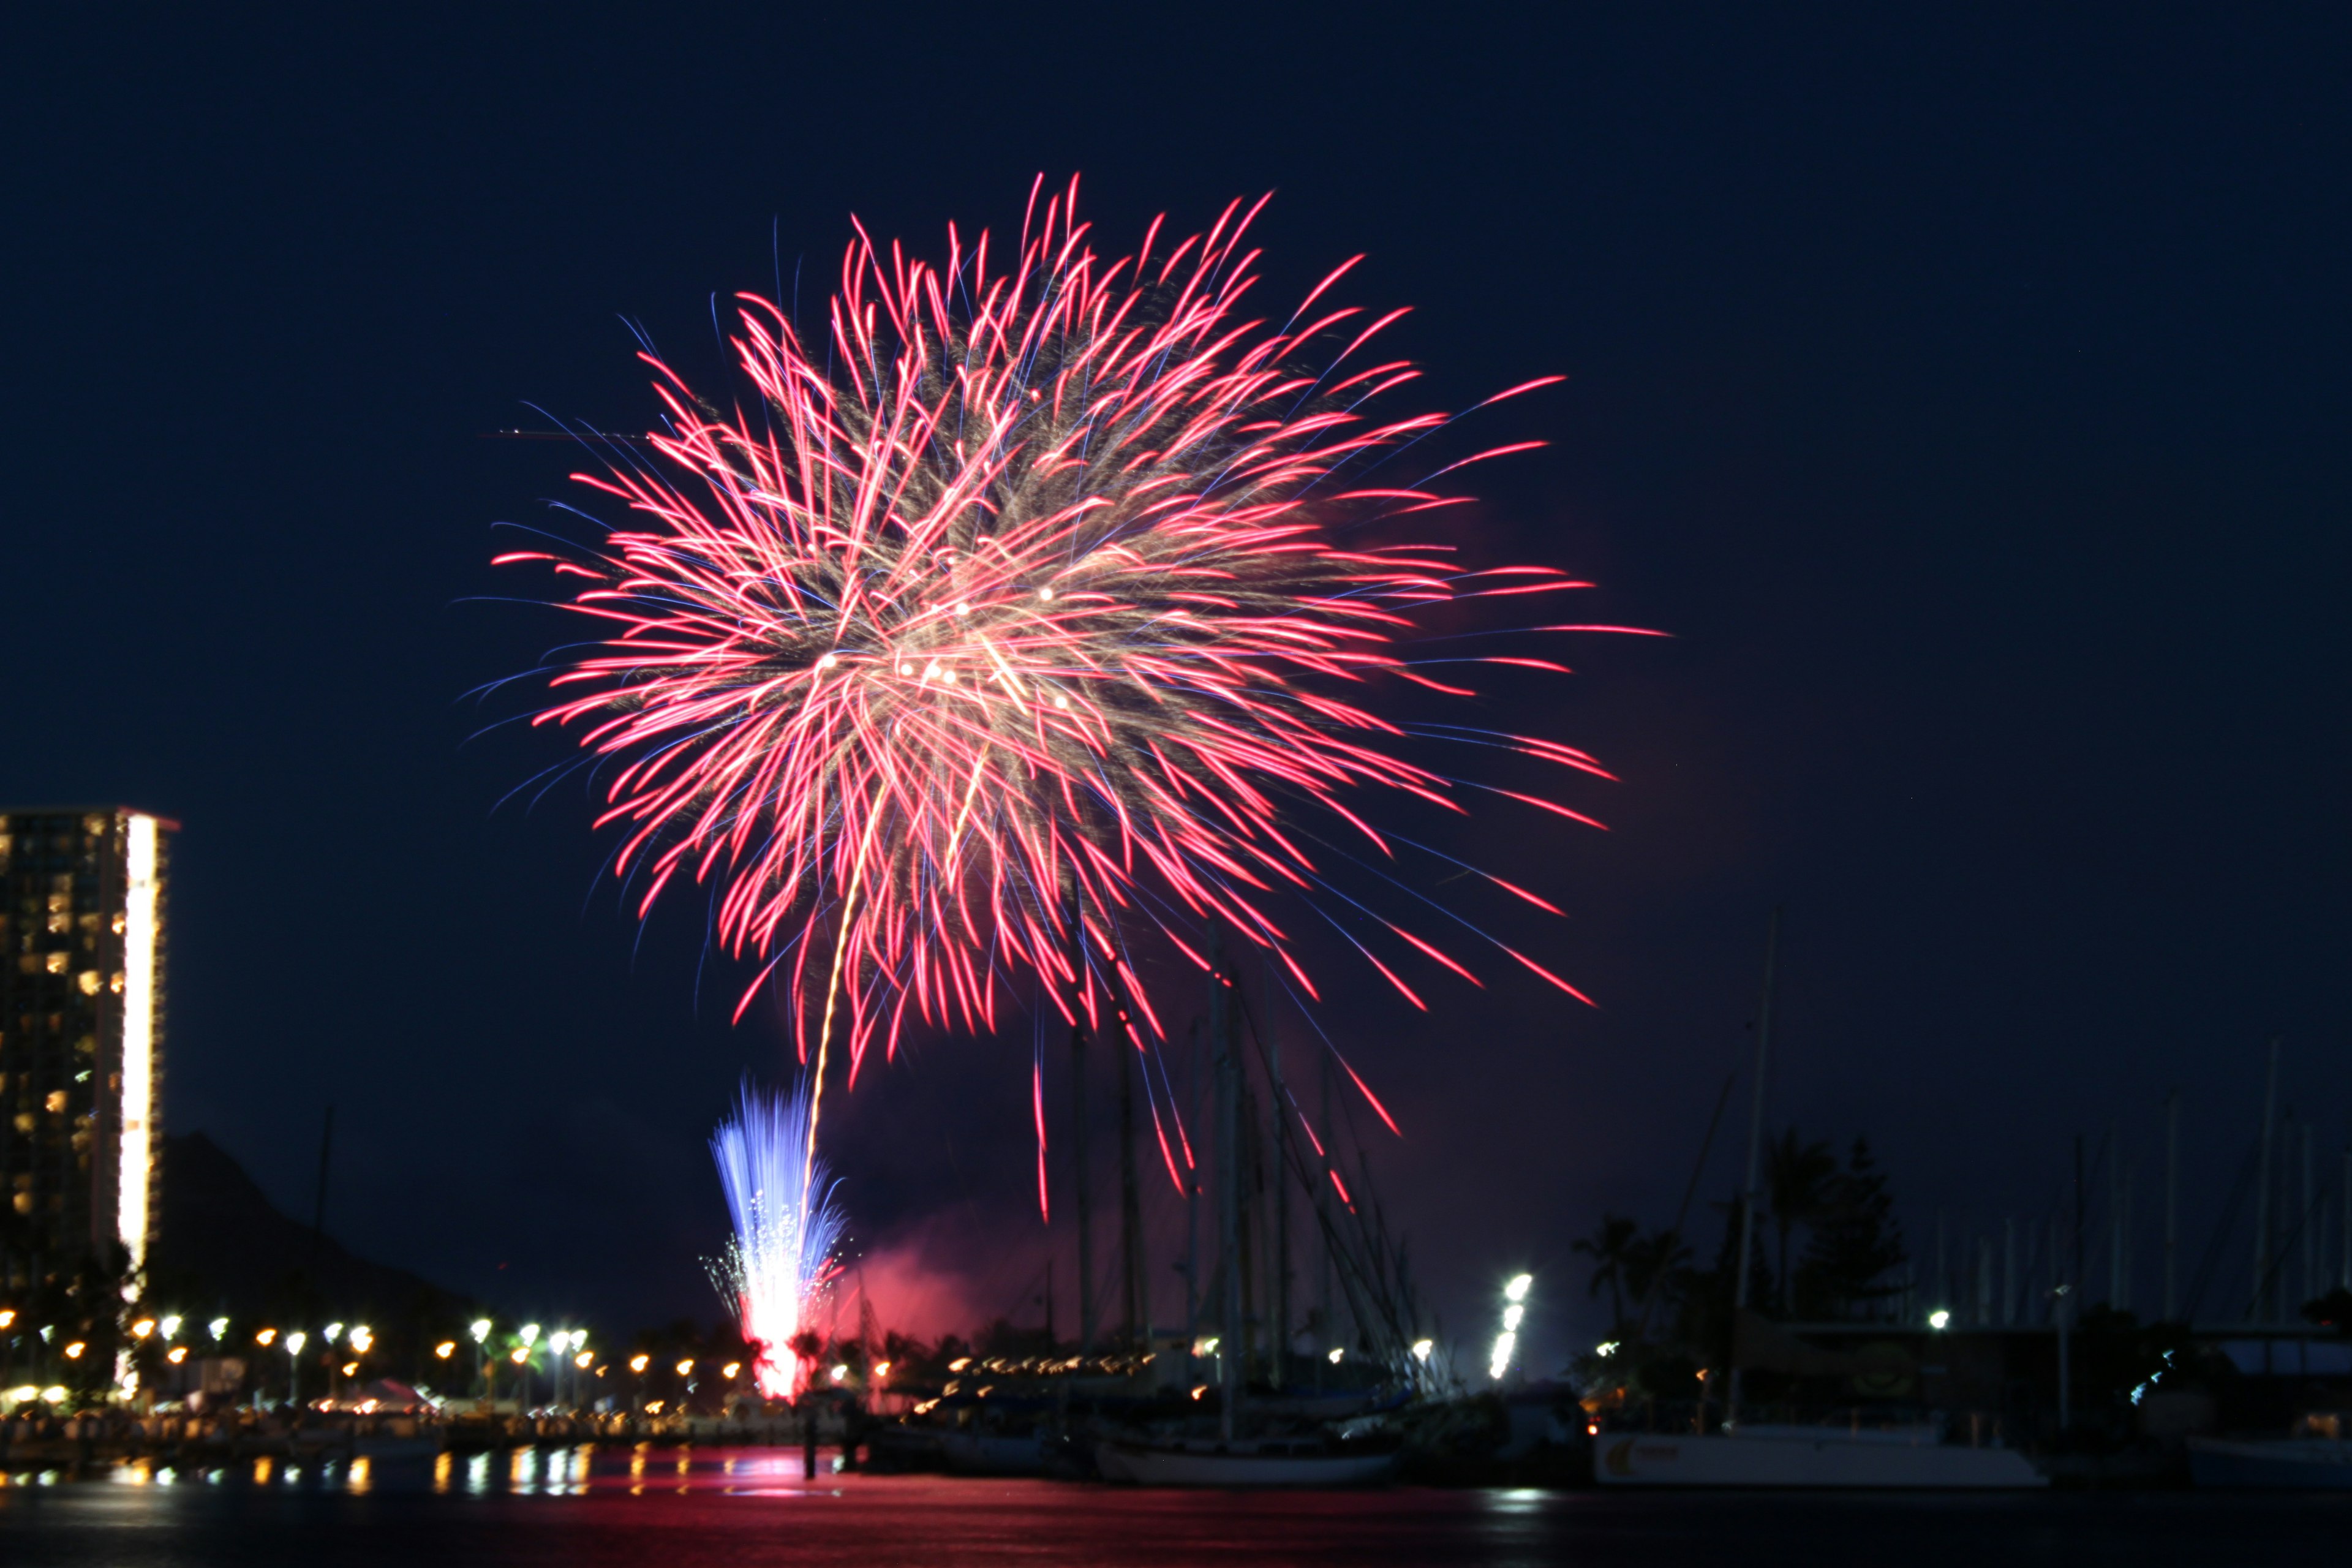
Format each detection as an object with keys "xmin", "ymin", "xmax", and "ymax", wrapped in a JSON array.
[{"xmin": 708, "ymin": 1079, "xmax": 845, "ymax": 1398}]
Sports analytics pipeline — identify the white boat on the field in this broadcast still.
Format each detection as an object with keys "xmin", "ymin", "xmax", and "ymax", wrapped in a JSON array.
[
  {"xmin": 940, "ymin": 1429, "xmax": 1046, "ymax": 1476},
  {"xmin": 1593, "ymin": 1427, "xmax": 2045, "ymax": 1488},
  {"xmin": 1095, "ymin": 1435, "xmax": 1398, "ymax": 1487},
  {"xmin": 2187, "ymin": 1436, "xmax": 2352, "ymax": 1489}
]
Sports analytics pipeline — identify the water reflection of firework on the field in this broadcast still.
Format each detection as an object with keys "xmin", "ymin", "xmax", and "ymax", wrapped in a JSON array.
[{"xmin": 707, "ymin": 1080, "xmax": 844, "ymax": 1398}]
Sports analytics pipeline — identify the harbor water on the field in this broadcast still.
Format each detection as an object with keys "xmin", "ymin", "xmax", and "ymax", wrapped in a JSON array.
[{"xmin": 2, "ymin": 1447, "xmax": 2348, "ymax": 1565}]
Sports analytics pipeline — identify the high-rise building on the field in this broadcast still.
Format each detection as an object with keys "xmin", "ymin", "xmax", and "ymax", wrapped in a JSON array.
[{"xmin": 0, "ymin": 808, "xmax": 172, "ymax": 1289}]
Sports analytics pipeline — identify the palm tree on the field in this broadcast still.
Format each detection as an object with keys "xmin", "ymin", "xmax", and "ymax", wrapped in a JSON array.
[
  {"xmin": 1765, "ymin": 1128, "xmax": 1838, "ymax": 1314},
  {"xmin": 1623, "ymin": 1228, "xmax": 1694, "ymax": 1339},
  {"xmin": 1573, "ymin": 1213, "xmax": 1640, "ymax": 1328}
]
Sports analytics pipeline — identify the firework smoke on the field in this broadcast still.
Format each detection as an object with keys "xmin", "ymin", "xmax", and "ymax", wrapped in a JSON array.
[{"xmin": 707, "ymin": 1079, "xmax": 844, "ymax": 1398}]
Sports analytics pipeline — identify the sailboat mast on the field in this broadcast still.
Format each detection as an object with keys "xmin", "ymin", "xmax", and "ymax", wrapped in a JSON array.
[
  {"xmin": 1267, "ymin": 960, "xmax": 1290, "ymax": 1388},
  {"xmin": 1727, "ymin": 907, "xmax": 1781, "ymax": 1426},
  {"xmin": 2254, "ymin": 1038, "xmax": 2278, "ymax": 1322},
  {"xmin": 1072, "ymin": 1009, "xmax": 1095, "ymax": 1354},
  {"xmin": 1211, "ymin": 924, "xmax": 1243, "ymax": 1439},
  {"xmin": 2163, "ymin": 1088, "xmax": 2180, "ymax": 1321},
  {"xmin": 1319, "ymin": 1049, "xmax": 1335, "ymax": 1361},
  {"xmin": 1118, "ymin": 1003, "xmax": 1145, "ymax": 1349},
  {"xmin": 1185, "ymin": 1019, "xmax": 1202, "ymax": 1359}
]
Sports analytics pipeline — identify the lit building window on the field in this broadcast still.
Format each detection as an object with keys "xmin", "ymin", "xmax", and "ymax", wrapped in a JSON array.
[{"xmin": 1, "ymin": 806, "xmax": 173, "ymax": 1278}]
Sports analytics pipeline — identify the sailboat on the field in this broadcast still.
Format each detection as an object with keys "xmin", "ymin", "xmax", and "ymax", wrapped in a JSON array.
[
  {"xmin": 1091, "ymin": 927, "xmax": 1412, "ymax": 1487},
  {"xmin": 1594, "ymin": 913, "xmax": 2045, "ymax": 1490},
  {"xmin": 2185, "ymin": 1434, "xmax": 2352, "ymax": 1488},
  {"xmin": 1593, "ymin": 1420, "xmax": 2045, "ymax": 1488},
  {"xmin": 1096, "ymin": 1431, "xmax": 1397, "ymax": 1487}
]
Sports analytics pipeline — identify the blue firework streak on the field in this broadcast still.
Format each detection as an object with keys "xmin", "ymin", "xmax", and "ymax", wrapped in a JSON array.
[{"xmin": 708, "ymin": 1079, "xmax": 845, "ymax": 1398}]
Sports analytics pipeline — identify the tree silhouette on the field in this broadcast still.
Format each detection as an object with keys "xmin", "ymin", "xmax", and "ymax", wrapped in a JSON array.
[
  {"xmin": 1574, "ymin": 1213, "xmax": 1640, "ymax": 1328},
  {"xmin": 1765, "ymin": 1128, "xmax": 1838, "ymax": 1313},
  {"xmin": 1797, "ymin": 1137, "xmax": 1908, "ymax": 1319},
  {"xmin": 1623, "ymin": 1227, "xmax": 1694, "ymax": 1338}
]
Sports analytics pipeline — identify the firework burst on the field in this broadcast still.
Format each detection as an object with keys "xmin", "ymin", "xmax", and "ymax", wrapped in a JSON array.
[
  {"xmin": 708, "ymin": 1079, "xmax": 844, "ymax": 1398},
  {"xmin": 504, "ymin": 176, "xmax": 1635, "ymax": 1147}
]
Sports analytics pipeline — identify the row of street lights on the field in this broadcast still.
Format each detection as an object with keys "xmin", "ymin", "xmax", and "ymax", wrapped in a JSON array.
[
  {"xmin": 434, "ymin": 1319, "xmax": 599, "ymax": 1408},
  {"xmin": 2, "ymin": 1303, "xmax": 626, "ymax": 1414},
  {"xmin": 6, "ymin": 1303, "xmax": 772, "ymax": 1417}
]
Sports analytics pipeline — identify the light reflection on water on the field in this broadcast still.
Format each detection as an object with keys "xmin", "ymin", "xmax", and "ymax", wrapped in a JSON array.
[
  {"xmin": 7, "ymin": 1455, "xmax": 2352, "ymax": 1567},
  {"xmin": 8, "ymin": 1444, "xmax": 858, "ymax": 1498}
]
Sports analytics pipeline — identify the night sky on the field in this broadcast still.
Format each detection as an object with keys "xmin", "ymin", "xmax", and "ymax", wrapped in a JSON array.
[{"xmin": 7, "ymin": 9, "xmax": 2346, "ymax": 1372}]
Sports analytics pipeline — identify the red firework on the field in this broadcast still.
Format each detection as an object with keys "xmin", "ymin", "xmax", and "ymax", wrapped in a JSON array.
[{"xmin": 502, "ymin": 177, "xmax": 1630, "ymax": 1120}]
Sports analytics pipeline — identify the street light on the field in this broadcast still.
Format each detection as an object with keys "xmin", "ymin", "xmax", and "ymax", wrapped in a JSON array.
[
  {"xmin": 1490, "ymin": 1273, "xmax": 1532, "ymax": 1383},
  {"xmin": 470, "ymin": 1319, "xmax": 494, "ymax": 1404},
  {"xmin": 547, "ymin": 1330, "xmax": 573, "ymax": 1407},
  {"xmin": 286, "ymin": 1331, "xmax": 308, "ymax": 1408}
]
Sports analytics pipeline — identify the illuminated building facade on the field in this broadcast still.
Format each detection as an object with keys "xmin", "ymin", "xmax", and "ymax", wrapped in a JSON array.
[{"xmin": 0, "ymin": 808, "xmax": 172, "ymax": 1290}]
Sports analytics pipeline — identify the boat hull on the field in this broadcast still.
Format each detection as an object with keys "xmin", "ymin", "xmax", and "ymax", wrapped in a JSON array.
[
  {"xmin": 1095, "ymin": 1440, "xmax": 1397, "ymax": 1488},
  {"xmin": 940, "ymin": 1431, "xmax": 1045, "ymax": 1476},
  {"xmin": 2187, "ymin": 1437, "xmax": 2352, "ymax": 1489},
  {"xmin": 1594, "ymin": 1433, "xmax": 2045, "ymax": 1488}
]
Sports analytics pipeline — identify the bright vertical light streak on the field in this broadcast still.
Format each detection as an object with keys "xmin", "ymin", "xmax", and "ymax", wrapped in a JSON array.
[
  {"xmin": 709, "ymin": 1080, "xmax": 844, "ymax": 1398},
  {"xmin": 1490, "ymin": 1272, "xmax": 1531, "ymax": 1383},
  {"xmin": 119, "ymin": 812, "xmax": 157, "ymax": 1269}
]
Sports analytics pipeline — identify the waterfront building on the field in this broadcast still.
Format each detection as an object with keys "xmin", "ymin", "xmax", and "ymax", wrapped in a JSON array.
[{"xmin": 0, "ymin": 807, "xmax": 173, "ymax": 1291}]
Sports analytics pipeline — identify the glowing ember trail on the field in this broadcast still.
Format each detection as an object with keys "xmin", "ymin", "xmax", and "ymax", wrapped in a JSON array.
[
  {"xmin": 506, "ymin": 176, "xmax": 1635, "ymax": 1160},
  {"xmin": 707, "ymin": 1080, "xmax": 844, "ymax": 1399}
]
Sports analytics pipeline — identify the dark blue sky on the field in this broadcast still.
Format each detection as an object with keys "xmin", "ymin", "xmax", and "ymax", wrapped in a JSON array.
[{"xmin": 6, "ymin": 7, "xmax": 2346, "ymax": 1368}]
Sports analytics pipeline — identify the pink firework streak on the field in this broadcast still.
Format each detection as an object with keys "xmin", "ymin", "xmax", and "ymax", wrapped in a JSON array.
[{"xmin": 502, "ymin": 177, "xmax": 1645, "ymax": 1163}]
